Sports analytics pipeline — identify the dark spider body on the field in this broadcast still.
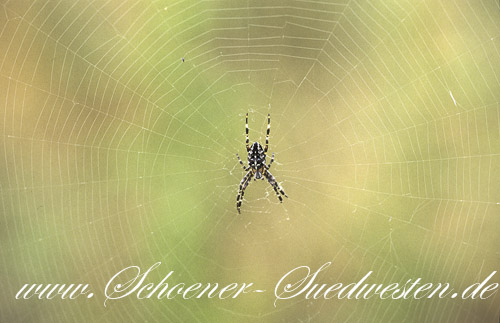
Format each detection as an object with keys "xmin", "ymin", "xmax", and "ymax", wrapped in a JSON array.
[
  {"xmin": 236, "ymin": 113, "xmax": 287, "ymax": 213},
  {"xmin": 248, "ymin": 142, "xmax": 266, "ymax": 179}
]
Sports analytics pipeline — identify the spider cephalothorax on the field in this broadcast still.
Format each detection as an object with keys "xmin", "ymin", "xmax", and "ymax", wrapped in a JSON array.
[{"xmin": 236, "ymin": 113, "xmax": 287, "ymax": 213}]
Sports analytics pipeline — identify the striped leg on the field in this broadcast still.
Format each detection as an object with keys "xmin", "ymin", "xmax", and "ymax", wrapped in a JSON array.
[
  {"xmin": 237, "ymin": 171, "xmax": 253, "ymax": 213},
  {"xmin": 236, "ymin": 153, "xmax": 249, "ymax": 171},
  {"xmin": 245, "ymin": 113, "xmax": 250, "ymax": 152},
  {"xmin": 266, "ymin": 152, "xmax": 275, "ymax": 169},
  {"xmin": 264, "ymin": 114, "xmax": 270, "ymax": 152},
  {"xmin": 239, "ymin": 172, "xmax": 253, "ymax": 201},
  {"xmin": 264, "ymin": 170, "xmax": 287, "ymax": 203}
]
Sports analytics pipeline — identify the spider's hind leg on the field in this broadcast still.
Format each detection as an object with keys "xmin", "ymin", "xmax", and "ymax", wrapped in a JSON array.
[
  {"xmin": 236, "ymin": 171, "xmax": 253, "ymax": 213},
  {"xmin": 264, "ymin": 170, "xmax": 287, "ymax": 203}
]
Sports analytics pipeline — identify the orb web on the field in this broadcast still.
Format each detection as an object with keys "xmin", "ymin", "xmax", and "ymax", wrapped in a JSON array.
[{"xmin": 1, "ymin": 0, "xmax": 500, "ymax": 322}]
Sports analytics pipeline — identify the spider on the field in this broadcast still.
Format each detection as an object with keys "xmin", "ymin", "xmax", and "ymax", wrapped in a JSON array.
[{"xmin": 236, "ymin": 113, "xmax": 287, "ymax": 213}]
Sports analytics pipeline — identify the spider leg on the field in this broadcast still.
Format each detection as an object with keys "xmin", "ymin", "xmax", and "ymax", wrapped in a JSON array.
[
  {"xmin": 264, "ymin": 170, "xmax": 287, "ymax": 203},
  {"xmin": 236, "ymin": 170, "xmax": 254, "ymax": 213},
  {"xmin": 236, "ymin": 153, "xmax": 250, "ymax": 171},
  {"xmin": 264, "ymin": 113, "xmax": 270, "ymax": 153},
  {"xmin": 266, "ymin": 152, "xmax": 275, "ymax": 169},
  {"xmin": 245, "ymin": 113, "xmax": 250, "ymax": 152},
  {"xmin": 240, "ymin": 172, "xmax": 253, "ymax": 200}
]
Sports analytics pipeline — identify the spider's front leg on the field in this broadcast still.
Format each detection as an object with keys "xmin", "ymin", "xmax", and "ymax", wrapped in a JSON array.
[
  {"xmin": 245, "ymin": 113, "xmax": 250, "ymax": 152},
  {"xmin": 264, "ymin": 114, "xmax": 270, "ymax": 153},
  {"xmin": 236, "ymin": 170, "xmax": 254, "ymax": 213},
  {"xmin": 264, "ymin": 170, "xmax": 287, "ymax": 203}
]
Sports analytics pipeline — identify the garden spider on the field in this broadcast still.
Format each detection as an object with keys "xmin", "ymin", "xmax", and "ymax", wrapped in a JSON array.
[{"xmin": 236, "ymin": 113, "xmax": 287, "ymax": 213}]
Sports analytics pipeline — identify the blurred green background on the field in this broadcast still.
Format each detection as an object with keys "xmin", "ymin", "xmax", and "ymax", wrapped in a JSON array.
[{"xmin": 1, "ymin": 0, "xmax": 500, "ymax": 321}]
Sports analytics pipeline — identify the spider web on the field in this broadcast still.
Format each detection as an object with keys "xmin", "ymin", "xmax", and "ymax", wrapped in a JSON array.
[{"xmin": 1, "ymin": 0, "xmax": 500, "ymax": 322}]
